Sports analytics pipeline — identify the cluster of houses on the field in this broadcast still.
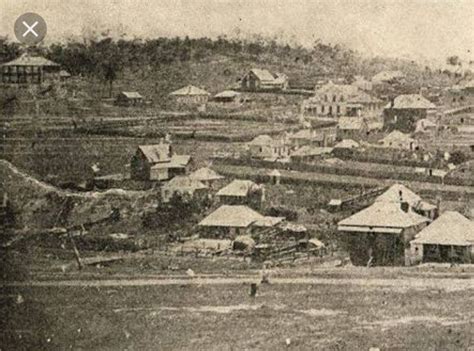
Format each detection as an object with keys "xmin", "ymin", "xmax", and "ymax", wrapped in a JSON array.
[
  {"xmin": 2, "ymin": 52, "xmax": 473, "ymax": 266},
  {"xmin": 337, "ymin": 184, "xmax": 474, "ymax": 265}
]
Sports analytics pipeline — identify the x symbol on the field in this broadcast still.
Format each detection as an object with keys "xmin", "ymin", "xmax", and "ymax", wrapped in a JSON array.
[{"xmin": 22, "ymin": 21, "xmax": 38, "ymax": 37}]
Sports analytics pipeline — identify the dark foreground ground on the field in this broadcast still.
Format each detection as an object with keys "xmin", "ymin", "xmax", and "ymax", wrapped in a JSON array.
[{"xmin": 1, "ymin": 270, "xmax": 473, "ymax": 351}]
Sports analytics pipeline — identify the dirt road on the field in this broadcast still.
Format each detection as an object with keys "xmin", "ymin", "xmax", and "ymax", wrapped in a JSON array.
[{"xmin": 3, "ymin": 276, "xmax": 474, "ymax": 291}]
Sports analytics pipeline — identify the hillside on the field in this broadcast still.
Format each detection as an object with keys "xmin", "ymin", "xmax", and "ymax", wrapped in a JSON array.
[
  {"xmin": 0, "ymin": 36, "xmax": 459, "ymax": 106},
  {"xmin": 0, "ymin": 159, "xmax": 153, "ymax": 231}
]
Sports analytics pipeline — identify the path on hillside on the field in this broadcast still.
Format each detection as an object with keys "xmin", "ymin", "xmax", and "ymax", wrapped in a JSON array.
[
  {"xmin": 213, "ymin": 164, "xmax": 474, "ymax": 197},
  {"xmin": 3, "ymin": 276, "xmax": 474, "ymax": 291}
]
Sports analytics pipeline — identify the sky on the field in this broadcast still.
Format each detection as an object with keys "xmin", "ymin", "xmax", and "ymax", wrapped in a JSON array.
[{"xmin": 1, "ymin": 0, "xmax": 473, "ymax": 67}]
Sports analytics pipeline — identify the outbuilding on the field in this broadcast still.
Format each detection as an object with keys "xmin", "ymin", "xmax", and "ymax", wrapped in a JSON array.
[{"xmin": 410, "ymin": 211, "xmax": 474, "ymax": 264}]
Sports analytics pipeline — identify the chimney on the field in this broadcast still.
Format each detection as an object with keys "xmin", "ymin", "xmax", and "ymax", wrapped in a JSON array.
[{"xmin": 400, "ymin": 202, "xmax": 410, "ymax": 213}]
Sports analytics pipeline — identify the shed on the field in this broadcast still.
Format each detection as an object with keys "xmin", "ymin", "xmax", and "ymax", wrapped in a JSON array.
[{"xmin": 116, "ymin": 91, "xmax": 144, "ymax": 106}]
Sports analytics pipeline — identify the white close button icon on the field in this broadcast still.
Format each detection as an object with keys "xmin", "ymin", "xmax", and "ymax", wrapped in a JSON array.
[
  {"xmin": 14, "ymin": 13, "xmax": 47, "ymax": 45},
  {"xmin": 22, "ymin": 21, "xmax": 39, "ymax": 38}
]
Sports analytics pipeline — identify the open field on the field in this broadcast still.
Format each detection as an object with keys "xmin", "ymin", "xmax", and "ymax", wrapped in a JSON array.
[{"xmin": 1, "ymin": 268, "xmax": 473, "ymax": 350}]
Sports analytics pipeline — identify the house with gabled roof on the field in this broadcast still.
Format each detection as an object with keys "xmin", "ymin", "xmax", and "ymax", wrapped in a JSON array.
[
  {"xmin": 338, "ymin": 200, "xmax": 430, "ymax": 266},
  {"xmin": 130, "ymin": 140, "xmax": 192, "ymax": 181},
  {"xmin": 410, "ymin": 211, "xmax": 474, "ymax": 264},
  {"xmin": 384, "ymin": 94, "xmax": 437, "ymax": 132},
  {"xmin": 240, "ymin": 68, "xmax": 289, "ymax": 91},
  {"xmin": 115, "ymin": 91, "xmax": 144, "ymax": 107},
  {"xmin": 247, "ymin": 134, "xmax": 290, "ymax": 160}
]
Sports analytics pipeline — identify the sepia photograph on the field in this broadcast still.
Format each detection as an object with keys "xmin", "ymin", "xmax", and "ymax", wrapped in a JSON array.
[{"xmin": 0, "ymin": 0, "xmax": 473, "ymax": 350}]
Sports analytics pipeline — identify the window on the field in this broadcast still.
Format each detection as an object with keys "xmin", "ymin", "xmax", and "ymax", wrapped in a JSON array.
[
  {"xmin": 332, "ymin": 95, "xmax": 337, "ymax": 102},
  {"xmin": 324, "ymin": 95, "xmax": 328, "ymax": 102},
  {"xmin": 337, "ymin": 106, "xmax": 341, "ymax": 114},
  {"xmin": 321, "ymin": 105, "xmax": 325, "ymax": 113},
  {"xmin": 340, "ymin": 95, "xmax": 344, "ymax": 102}
]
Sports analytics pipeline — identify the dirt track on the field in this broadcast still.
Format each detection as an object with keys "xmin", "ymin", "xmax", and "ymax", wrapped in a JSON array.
[{"xmin": 3, "ymin": 276, "xmax": 474, "ymax": 291}]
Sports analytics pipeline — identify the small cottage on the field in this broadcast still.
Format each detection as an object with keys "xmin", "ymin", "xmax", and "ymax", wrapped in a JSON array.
[
  {"xmin": 189, "ymin": 167, "xmax": 224, "ymax": 188},
  {"xmin": 198, "ymin": 205, "xmax": 283, "ymax": 238},
  {"xmin": 379, "ymin": 131, "xmax": 418, "ymax": 150},
  {"xmin": 169, "ymin": 85, "xmax": 210, "ymax": 105},
  {"xmin": 410, "ymin": 211, "xmax": 474, "ymax": 264},
  {"xmin": 213, "ymin": 90, "xmax": 241, "ymax": 103},
  {"xmin": 247, "ymin": 135, "xmax": 290, "ymax": 160},
  {"xmin": 216, "ymin": 180, "xmax": 264, "ymax": 207},
  {"xmin": 115, "ymin": 92, "xmax": 144, "ymax": 107},
  {"xmin": 161, "ymin": 176, "xmax": 208, "ymax": 203}
]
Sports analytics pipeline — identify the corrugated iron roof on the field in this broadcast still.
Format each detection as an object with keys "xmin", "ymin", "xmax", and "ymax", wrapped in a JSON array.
[
  {"xmin": 162, "ymin": 176, "xmax": 207, "ymax": 190},
  {"xmin": 250, "ymin": 68, "xmax": 276, "ymax": 82},
  {"xmin": 385, "ymin": 94, "xmax": 436, "ymax": 109},
  {"xmin": 189, "ymin": 167, "xmax": 224, "ymax": 181},
  {"xmin": 214, "ymin": 90, "xmax": 241, "ymax": 98},
  {"xmin": 170, "ymin": 85, "xmax": 210, "ymax": 96},
  {"xmin": 338, "ymin": 202, "xmax": 429, "ymax": 229},
  {"xmin": 120, "ymin": 91, "xmax": 143, "ymax": 99},
  {"xmin": 375, "ymin": 184, "xmax": 421, "ymax": 207},
  {"xmin": 216, "ymin": 180, "xmax": 258, "ymax": 197},
  {"xmin": 412, "ymin": 211, "xmax": 474, "ymax": 246},
  {"xmin": 199, "ymin": 205, "xmax": 264, "ymax": 227},
  {"xmin": 138, "ymin": 144, "xmax": 171, "ymax": 163},
  {"xmin": 2, "ymin": 53, "xmax": 60, "ymax": 67}
]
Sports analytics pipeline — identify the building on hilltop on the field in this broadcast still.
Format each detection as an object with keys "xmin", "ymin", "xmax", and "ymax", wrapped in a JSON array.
[
  {"xmin": 169, "ymin": 85, "xmax": 210, "ymax": 105},
  {"xmin": 0, "ymin": 53, "xmax": 61, "ymax": 85},
  {"xmin": 115, "ymin": 91, "xmax": 144, "ymax": 107},
  {"xmin": 240, "ymin": 69, "xmax": 289, "ymax": 91}
]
